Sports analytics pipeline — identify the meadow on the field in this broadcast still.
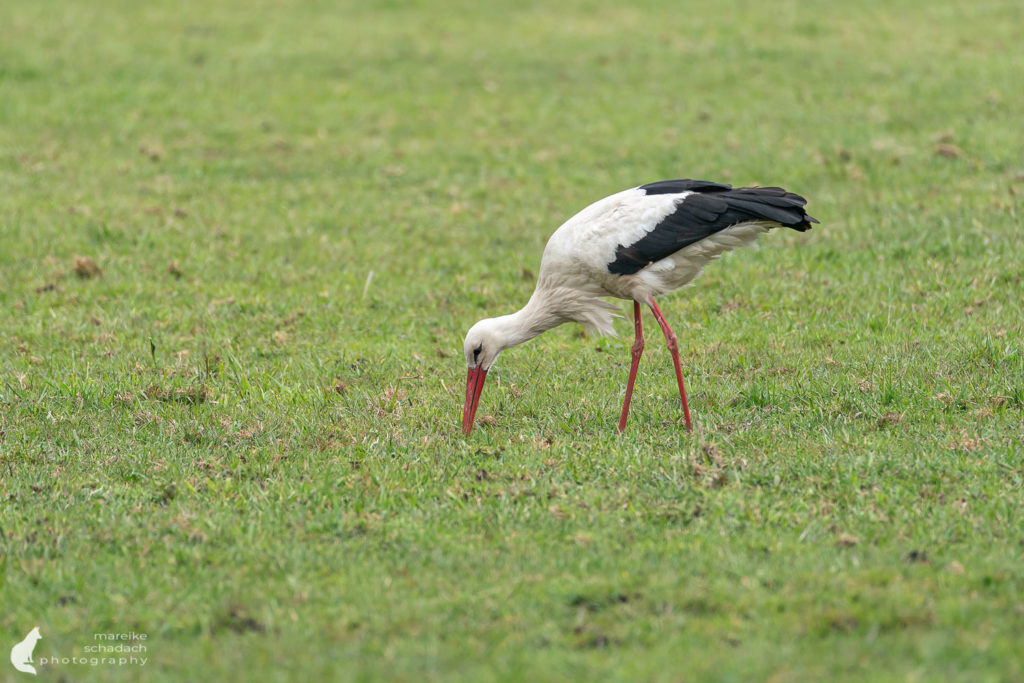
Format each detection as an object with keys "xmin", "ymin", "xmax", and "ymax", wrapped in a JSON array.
[{"xmin": 1, "ymin": 0, "xmax": 1022, "ymax": 680}]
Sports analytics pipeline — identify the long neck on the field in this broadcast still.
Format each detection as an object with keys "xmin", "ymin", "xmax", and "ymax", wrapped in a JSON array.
[{"xmin": 493, "ymin": 289, "xmax": 564, "ymax": 351}]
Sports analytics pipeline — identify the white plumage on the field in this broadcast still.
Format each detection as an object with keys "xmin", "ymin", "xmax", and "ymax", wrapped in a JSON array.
[{"xmin": 461, "ymin": 179, "xmax": 817, "ymax": 435}]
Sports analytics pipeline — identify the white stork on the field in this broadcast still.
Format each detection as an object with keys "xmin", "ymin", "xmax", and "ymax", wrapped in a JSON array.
[{"xmin": 461, "ymin": 179, "xmax": 817, "ymax": 435}]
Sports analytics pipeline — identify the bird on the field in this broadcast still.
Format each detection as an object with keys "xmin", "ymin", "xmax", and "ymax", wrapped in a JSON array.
[{"xmin": 461, "ymin": 178, "xmax": 817, "ymax": 435}]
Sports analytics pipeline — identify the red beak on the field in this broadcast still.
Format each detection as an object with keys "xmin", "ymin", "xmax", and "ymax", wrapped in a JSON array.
[{"xmin": 462, "ymin": 366, "xmax": 488, "ymax": 435}]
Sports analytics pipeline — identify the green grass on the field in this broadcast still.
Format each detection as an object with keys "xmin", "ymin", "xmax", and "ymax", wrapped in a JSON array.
[{"xmin": 2, "ymin": 0, "xmax": 1023, "ymax": 680}]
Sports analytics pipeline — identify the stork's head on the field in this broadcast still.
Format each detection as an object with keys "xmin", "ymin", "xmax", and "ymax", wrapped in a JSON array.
[
  {"xmin": 461, "ymin": 317, "xmax": 512, "ymax": 435},
  {"xmin": 460, "ymin": 301, "xmax": 557, "ymax": 434},
  {"xmin": 463, "ymin": 318, "xmax": 508, "ymax": 371}
]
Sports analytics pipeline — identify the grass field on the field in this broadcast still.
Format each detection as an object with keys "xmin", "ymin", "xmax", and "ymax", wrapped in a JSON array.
[{"xmin": 2, "ymin": 0, "xmax": 1023, "ymax": 680}]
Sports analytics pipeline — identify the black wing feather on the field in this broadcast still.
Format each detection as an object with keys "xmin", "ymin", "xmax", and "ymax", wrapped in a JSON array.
[
  {"xmin": 608, "ymin": 179, "xmax": 818, "ymax": 275},
  {"xmin": 638, "ymin": 179, "xmax": 733, "ymax": 195}
]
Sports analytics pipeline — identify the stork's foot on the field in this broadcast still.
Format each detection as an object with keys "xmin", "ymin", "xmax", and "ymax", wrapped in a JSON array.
[
  {"xmin": 617, "ymin": 301, "xmax": 645, "ymax": 433},
  {"xmin": 649, "ymin": 299, "xmax": 693, "ymax": 433}
]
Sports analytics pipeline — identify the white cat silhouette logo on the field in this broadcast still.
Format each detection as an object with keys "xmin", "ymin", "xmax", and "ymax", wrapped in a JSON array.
[{"xmin": 10, "ymin": 627, "xmax": 42, "ymax": 675}]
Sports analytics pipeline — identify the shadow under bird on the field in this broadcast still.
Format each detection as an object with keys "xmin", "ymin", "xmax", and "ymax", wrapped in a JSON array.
[{"xmin": 461, "ymin": 179, "xmax": 818, "ymax": 435}]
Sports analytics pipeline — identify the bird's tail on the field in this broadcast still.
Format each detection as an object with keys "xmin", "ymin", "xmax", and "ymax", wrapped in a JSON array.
[{"xmin": 721, "ymin": 187, "xmax": 819, "ymax": 232}]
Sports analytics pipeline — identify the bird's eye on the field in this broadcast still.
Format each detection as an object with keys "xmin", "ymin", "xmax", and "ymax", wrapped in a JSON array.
[{"xmin": 473, "ymin": 344, "xmax": 482, "ymax": 361}]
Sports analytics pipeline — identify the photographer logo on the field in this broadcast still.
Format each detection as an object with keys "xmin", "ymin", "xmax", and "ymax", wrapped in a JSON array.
[{"xmin": 10, "ymin": 626, "xmax": 42, "ymax": 675}]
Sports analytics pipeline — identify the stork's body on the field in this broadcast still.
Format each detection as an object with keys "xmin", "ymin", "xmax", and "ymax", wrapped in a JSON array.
[{"xmin": 462, "ymin": 179, "xmax": 817, "ymax": 434}]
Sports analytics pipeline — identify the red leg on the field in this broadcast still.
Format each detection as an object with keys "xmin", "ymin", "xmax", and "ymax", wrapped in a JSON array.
[
  {"xmin": 649, "ymin": 299, "xmax": 693, "ymax": 432},
  {"xmin": 617, "ymin": 301, "xmax": 645, "ymax": 433}
]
